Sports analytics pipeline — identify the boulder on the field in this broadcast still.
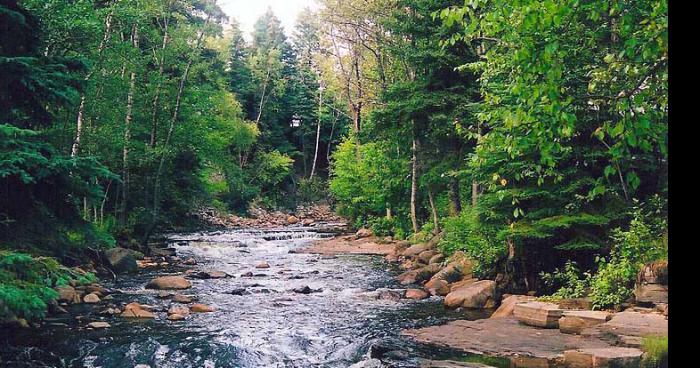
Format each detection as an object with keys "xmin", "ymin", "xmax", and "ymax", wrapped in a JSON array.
[
  {"xmin": 87, "ymin": 321, "xmax": 111, "ymax": 329},
  {"xmin": 429, "ymin": 254, "xmax": 474, "ymax": 285},
  {"xmin": 355, "ymin": 228, "xmax": 373, "ymax": 239},
  {"xmin": 490, "ymin": 295, "xmax": 536, "ymax": 319},
  {"xmin": 428, "ymin": 253, "xmax": 445, "ymax": 265},
  {"xmin": 120, "ymin": 302, "xmax": 155, "ymax": 319},
  {"xmin": 255, "ymin": 261, "xmax": 271, "ymax": 269},
  {"xmin": 634, "ymin": 261, "xmax": 668, "ymax": 304},
  {"xmin": 634, "ymin": 283, "xmax": 668, "ymax": 304},
  {"xmin": 513, "ymin": 302, "xmax": 563, "ymax": 328},
  {"xmin": 190, "ymin": 303, "xmax": 215, "ymax": 313},
  {"xmin": 424, "ymin": 279, "xmax": 450, "ymax": 296},
  {"xmin": 167, "ymin": 313, "xmax": 186, "ymax": 321},
  {"xmin": 104, "ymin": 247, "xmax": 138, "ymax": 274},
  {"xmin": 401, "ymin": 243, "xmax": 432, "ymax": 257},
  {"xmin": 56, "ymin": 285, "xmax": 81, "ymax": 304},
  {"xmin": 83, "ymin": 293, "xmax": 101, "ymax": 304},
  {"xmin": 563, "ymin": 347, "xmax": 643, "ymax": 368},
  {"xmin": 396, "ymin": 264, "xmax": 442, "ymax": 285},
  {"xmin": 145, "ymin": 276, "xmax": 192, "ymax": 290},
  {"xmin": 448, "ymin": 278, "xmax": 477, "ymax": 292},
  {"xmin": 637, "ymin": 260, "xmax": 668, "ymax": 285},
  {"xmin": 182, "ymin": 257, "xmax": 197, "ymax": 265},
  {"xmin": 417, "ymin": 250, "xmax": 438, "ymax": 264},
  {"xmin": 405, "ymin": 289, "xmax": 429, "ymax": 300},
  {"xmin": 444, "ymin": 280, "xmax": 496, "ymax": 309},
  {"xmin": 287, "ymin": 215, "xmax": 299, "ymax": 224},
  {"xmin": 559, "ymin": 311, "xmax": 612, "ymax": 335}
]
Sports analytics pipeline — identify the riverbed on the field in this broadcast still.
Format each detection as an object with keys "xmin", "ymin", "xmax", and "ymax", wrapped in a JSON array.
[{"xmin": 1, "ymin": 227, "xmax": 507, "ymax": 368}]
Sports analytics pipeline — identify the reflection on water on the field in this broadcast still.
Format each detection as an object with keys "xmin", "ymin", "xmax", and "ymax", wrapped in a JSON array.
[{"xmin": 0, "ymin": 228, "xmax": 513, "ymax": 368}]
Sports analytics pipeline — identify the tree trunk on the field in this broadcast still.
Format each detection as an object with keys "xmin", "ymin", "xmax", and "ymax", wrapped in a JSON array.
[
  {"xmin": 70, "ymin": 9, "xmax": 113, "ymax": 157},
  {"xmin": 150, "ymin": 10, "xmax": 170, "ymax": 148},
  {"xmin": 472, "ymin": 121, "xmax": 482, "ymax": 206},
  {"xmin": 448, "ymin": 177, "xmax": 462, "ymax": 215},
  {"xmin": 255, "ymin": 66, "xmax": 271, "ymax": 125},
  {"xmin": 410, "ymin": 134, "xmax": 420, "ymax": 234},
  {"xmin": 428, "ymin": 186, "xmax": 439, "ymax": 235},
  {"xmin": 310, "ymin": 85, "xmax": 322, "ymax": 178},
  {"xmin": 326, "ymin": 110, "xmax": 338, "ymax": 165},
  {"xmin": 120, "ymin": 23, "xmax": 138, "ymax": 227},
  {"xmin": 145, "ymin": 15, "xmax": 210, "ymax": 244},
  {"xmin": 71, "ymin": 95, "xmax": 86, "ymax": 157}
]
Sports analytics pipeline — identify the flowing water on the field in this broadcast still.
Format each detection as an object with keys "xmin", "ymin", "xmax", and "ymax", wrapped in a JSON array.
[{"xmin": 1, "ymin": 227, "xmax": 509, "ymax": 368}]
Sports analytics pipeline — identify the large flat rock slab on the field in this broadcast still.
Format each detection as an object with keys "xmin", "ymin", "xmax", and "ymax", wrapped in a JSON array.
[
  {"xmin": 298, "ymin": 236, "xmax": 396, "ymax": 255},
  {"xmin": 513, "ymin": 302, "xmax": 563, "ymax": 328},
  {"xmin": 403, "ymin": 317, "xmax": 610, "ymax": 361}
]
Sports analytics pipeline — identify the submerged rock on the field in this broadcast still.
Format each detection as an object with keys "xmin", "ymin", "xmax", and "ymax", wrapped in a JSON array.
[
  {"xmin": 255, "ymin": 261, "xmax": 270, "ymax": 269},
  {"xmin": 377, "ymin": 290, "xmax": 403, "ymax": 302},
  {"xmin": 190, "ymin": 303, "xmax": 215, "ymax": 313},
  {"xmin": 168, "ymin": 305, "xmax": 190, "ymax": 316},
  {"xmin": 120, "ymin": 302, "xmax": 155, "ymax": 319},
  {"xmin": 167, "ymin": 313, "xmax": 186, "ymax": 321},
  {"xmin": 405, "ymin": 289, "xmax": 429, "ymax": 300},
  {"xmin": 192, "ymin": 270, "xmax": 229, "ymax": 279},
  {"xmin": 292, "ymin": 285, "xmax": 317, "ymax": 294},
  {"xmin": 87, "ymin": 321, "xmax": 111, "ymax": 329},
  {"xmin": 172, "ymin": 294, "xmax": 194, "ymax": 303},
  {"xmin": 145, "ymin": 276, "xmax": 192, "ymax": 290}
]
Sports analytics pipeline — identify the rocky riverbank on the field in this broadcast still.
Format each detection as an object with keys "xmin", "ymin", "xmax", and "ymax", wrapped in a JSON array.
[
  {"xmin": 2, "ymin": 224, "xmax": 668, "ymax": 368},
  {"xmin": 303, "ymin": 228, "xmax": 669, "ymax": 368}
]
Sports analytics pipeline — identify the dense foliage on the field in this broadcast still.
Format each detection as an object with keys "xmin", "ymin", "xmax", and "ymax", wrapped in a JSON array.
[
  {"xmin": 0, "ymin": 0, "xmax": 669, "ymax": 319},
  {"xmin": 324, "ymin": 0, "xmax": 668, "ymax": 302}
]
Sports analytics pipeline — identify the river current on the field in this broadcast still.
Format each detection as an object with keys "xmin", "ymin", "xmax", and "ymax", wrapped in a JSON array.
[{"xmin": 1, "ymin": 227, "xmax": 506, "ymax": 368}]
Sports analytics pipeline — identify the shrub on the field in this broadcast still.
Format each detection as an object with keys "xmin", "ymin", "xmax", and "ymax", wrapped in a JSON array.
[
  {"xmin": 642, "ymin": 336, "xmax": 668, "ymax": 368},
  {"xmin": 541, "ymin": 200, "xmax": 668, "ymax": 309},
  {"xmin": 540, "ymin": 261, "xmax": 591, "ymax": 299},
  {"xmin": 0, "ymin": 251, "xmax": 95, "ymax": 320},
  {"xmin": 439, "ymin": 208, "xmax": 504, "ymax": 276},
  {"xmin": 296, "ymin": 177, "xmax": 327, "ymax": 203}
]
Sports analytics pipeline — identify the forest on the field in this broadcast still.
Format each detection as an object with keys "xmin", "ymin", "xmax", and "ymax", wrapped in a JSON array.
[{"xmin": 1, "ymin": 0, "xmax": 667, "ymax": 363}]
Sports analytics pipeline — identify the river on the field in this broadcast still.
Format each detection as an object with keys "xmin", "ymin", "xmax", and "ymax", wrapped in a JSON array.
[{"xmin": 1, "ymin": 227, "xmax": 509, "ymax": 368}]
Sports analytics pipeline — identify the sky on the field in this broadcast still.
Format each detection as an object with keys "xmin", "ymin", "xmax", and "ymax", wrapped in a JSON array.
[{"xmin": 218, "ymin": 0, "xmax": 320, "ymax": 40}]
